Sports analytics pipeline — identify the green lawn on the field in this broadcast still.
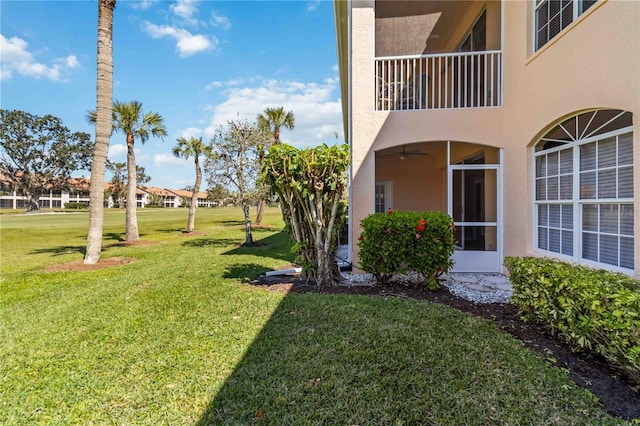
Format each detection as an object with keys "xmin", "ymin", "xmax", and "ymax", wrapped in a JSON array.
[{"xmin": 0, "ymin": 207, "xmax": 628, "ymax": 425}]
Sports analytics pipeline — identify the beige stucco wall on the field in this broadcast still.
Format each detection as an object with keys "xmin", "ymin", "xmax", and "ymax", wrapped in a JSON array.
[{"xmin": 349, "ymin": 0, "xmax": 640, "ymax": 277}]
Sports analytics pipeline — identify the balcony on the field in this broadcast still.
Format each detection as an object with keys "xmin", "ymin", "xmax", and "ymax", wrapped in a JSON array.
[
  {"xmin": 374, "ymin": 50, "xmax": 502, "ymax": 111},
  {"xmin": 373, "ymin": 0, "xmax": 503, "ymax": 112}
]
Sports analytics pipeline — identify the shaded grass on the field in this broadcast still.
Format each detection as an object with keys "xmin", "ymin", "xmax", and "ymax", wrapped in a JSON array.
[{"xmin": 0, "ymin": 207, "xmax": 629, "ymax": 424}]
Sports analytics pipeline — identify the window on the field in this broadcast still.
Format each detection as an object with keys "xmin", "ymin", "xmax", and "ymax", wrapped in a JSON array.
[
  {"xmin": 375, "ymin": 182, "xmax": 392, "ymax": 213},
  {"xmin": 534, "ymin": 109, "xmax": 634, "ymax": 271},
  {"xmin": 535, "ymin": 0, "xmax": 597, "ymax": 51}
]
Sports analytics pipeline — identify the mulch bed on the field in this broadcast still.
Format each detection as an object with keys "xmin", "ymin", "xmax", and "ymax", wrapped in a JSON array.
[
  {"xmin": 256, "ymin": 274, "xmax": 640, "ymax": 421},
  {"xmin": 45, "ymin": 257, "xmax": 137, "ymax": 272}
]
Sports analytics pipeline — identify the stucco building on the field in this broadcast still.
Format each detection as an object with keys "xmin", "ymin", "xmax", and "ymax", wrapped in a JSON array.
[{"xmin": 334, "ymin": 0, "xmax": 639, "ymax": 277}]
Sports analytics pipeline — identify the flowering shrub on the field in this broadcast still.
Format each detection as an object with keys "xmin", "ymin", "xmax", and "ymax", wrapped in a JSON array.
[{"xmin": 358, "ymin": 211, "xmax": 455, "ymax": 290}]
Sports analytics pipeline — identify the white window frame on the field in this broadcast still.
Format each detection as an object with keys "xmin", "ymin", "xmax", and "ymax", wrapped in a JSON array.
[
  {"xmin": 533, "ymin": 122, "xmax": 634, "ymax": 274},
  {"xmin": 374, "ymin": 181, "xmax": 393, "ymax": 213},
  {"xmin": 534, "ymin": 0, "xmax": 597, "ymax": 51}
]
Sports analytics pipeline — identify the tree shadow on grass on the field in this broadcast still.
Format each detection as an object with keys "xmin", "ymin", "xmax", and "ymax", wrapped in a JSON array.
[
  {"xmin": 30, "ymin": 245, "xmax": 86, "ymax": 256},
  {"xmin": 180, "ymin": 231, "xmax": 294, "ymax": 264},
  {"xmin": 222, "ymin": 263, "xmax": 272, "ymax": 282},
  {"xmin": 196, "ymin": 290, "xmax": 625, "ymax": 425},
  {"xmin": 222, "ymin": 232, "xmax": 294, "ymax": 263},
  {"xmin": 181, "ymin": 238, "xmax": 240, "ymax": 249},
  {"xmin": 217, "ymin": 220, "xmax": 245, "ymax": 226}
]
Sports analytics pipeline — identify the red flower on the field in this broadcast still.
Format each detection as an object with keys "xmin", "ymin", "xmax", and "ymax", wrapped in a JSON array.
[
  {"xmin": 451, "ymin": 223, "xmax": 457, "ymax": 230},
  {"xmin": 387, "ymin": 209, "xmax": 394, "ymax": 214},
  {"xmin": 416, "ymin": 225, "xmax": 425, "ymax": 233},
  {"xmin": 418, "ymin": 219, "xmax": 427, "ymax": 226},
  {"xmin": 358, "ymin": 234, "xmax": 364, "ymax": 241},
  {"xmin": 385, "ymin": 228, "xmax": 392, "ymax": 235},
  {"xmin": 436, "ymin": 266, "xmax": 442, "ymax": 273},
  {"xmin": 416, "ymin": 234, "xmax": 421, "ymax": 240}
]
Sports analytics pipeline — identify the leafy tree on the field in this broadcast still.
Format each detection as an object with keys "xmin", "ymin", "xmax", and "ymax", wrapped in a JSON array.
[
  {"xmin": 263, "ymin": 143, "xmax": 350, "ymax": 287},
  {"xmin": 146, "ymin": 193, "xmax": 165, "ymax": 207},
  {"xmin": 207, "ymin": 183, "xmax": 231, "ymax": 207},
  {"xmin": 106, "ymin": 161, "xmax": 126, "ymax": 207},
  {"xmin": 205, "ymin": 120, "xmax": 264, "ymax": 246},
  {"xmin": 0, "ymin": 109, "xmax": 93, "ymax": 211},
  {"xmin": 85, "ymin": 0, "xmax": 116, "ymax": 264},
  {"xmin": 255, "ymin": 107, "xmax": 295, "ymax": 225},
  {"xmin": 172, "ymin": 137, "xmax": 214, "ymax": 232},
  {"xmin": 106, "ymin": 161, "xmax": 150, "ymax": 207},
  {"xmin": 89, "ymin": 100, "xmax": 166, "ymax": 241}
]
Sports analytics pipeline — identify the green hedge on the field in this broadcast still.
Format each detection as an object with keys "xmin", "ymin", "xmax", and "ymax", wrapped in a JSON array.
[
  {"xmin": 64, "ymin": 202, "xmax": 89, "ymax": 210},
  {"xmin": 504, "ymin": 256, "xmax": 640, "ymax": 383},
  {"xmin": 358, "ymin": 211, "xmax": 455, "ymax": 289}
]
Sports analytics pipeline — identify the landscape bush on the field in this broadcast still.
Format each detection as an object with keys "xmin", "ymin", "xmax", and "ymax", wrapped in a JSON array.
[
  {"xmin": 358, "ymin": 210, "xmax": 455, "ymax": 289},
  {"xmin": 504, "ymin": 256, "xmax": 640, "ymax": 384},
  {"xmin": 64, "ymin": 202, "xmax": 89, "ymax": 210}
]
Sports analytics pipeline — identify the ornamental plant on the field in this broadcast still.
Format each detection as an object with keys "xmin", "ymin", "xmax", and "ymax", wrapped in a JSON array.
[
  {"xmin": 358, "ymin": 210, "xmax": 455, "ymax": 289},
  {"xmin": 262, "ymin": 142, "xmax": 350, "ymax": 288},
  {"xmin": 505, "ymin": 256, "xmax": 640, "ymax": 384}
]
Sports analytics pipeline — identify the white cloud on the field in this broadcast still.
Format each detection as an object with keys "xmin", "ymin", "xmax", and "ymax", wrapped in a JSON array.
[
  {"xmin": 107, "ymin": 144, "xmax": 127, "ymax": 162},
  {"xmin": 179, "ymin": 127, "xmax": 202, "ymax": 139},
  {"xmin": 170, "ymin": 0, "xmax": 200, "ymax": 25},
  {"xmin": 127, "ymin": 0, "xmax": 158, "ymax": 10},
  {"xmin": 107, "ymin": 144, "xmax": 149, "ymax": 163},
  {"xmin": 143, "ymin": 22, "xmax": 216, "ymax": 57},
  {"xmin": 0, "ymin": 34, "xmax": 79, "ymax": 81},
  {"xmin": 204, "ymin": 77, "xmax": 343, "ymax": 147},
  {"xmin": 210, "ymin": 11, "xmax": 231, "ymax": 30},
  {"xmin": 307, "ymin": 0, "xmax": 321, "ymax": 12},
  {"xmin": 154, "ymin": 152, "xmax": 190, "ymax": 168},
  {"xmin": 65, "ymin": 55, "xmax": 80, "ymax": 69},
  {"xmin": 204, "ymin": 80, "xmax": 222, "ymax": 90}
]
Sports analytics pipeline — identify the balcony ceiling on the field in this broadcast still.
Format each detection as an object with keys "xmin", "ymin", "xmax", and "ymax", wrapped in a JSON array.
[{"xmin": 375, "ymin": 0, "xmax": 479, "ymax": 54}]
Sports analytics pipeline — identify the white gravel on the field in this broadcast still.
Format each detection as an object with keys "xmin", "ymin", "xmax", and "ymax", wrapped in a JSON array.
[{"xmin": 335, "ymin": 246, "xmax": 512, "ymax": 304}]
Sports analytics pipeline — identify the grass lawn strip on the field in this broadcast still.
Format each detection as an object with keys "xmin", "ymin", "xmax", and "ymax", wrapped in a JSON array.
[{"xmin": 0, "ymin": 208, "xmax": 629, "ymax": 424}]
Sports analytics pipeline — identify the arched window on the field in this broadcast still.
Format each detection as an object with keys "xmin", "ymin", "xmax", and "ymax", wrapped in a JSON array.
[{"xmin": 534, "ymin": 109, "xmax": 634, "ymax": 271}]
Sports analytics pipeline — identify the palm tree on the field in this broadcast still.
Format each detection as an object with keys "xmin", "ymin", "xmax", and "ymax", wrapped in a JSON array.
[
  {"xmin": 255, "ymin": 107, "xmax": 295, "ymax": 224},
  {"xmin": 257, "ymin": 106, "xmax": 295, "ymax": 144},
  {"xmin": 172, "ymin": 136, "xmax": 214, "ymax": 233},
  {"xmin": 84, "ymin": 0, "xmax": 116, "ymax": 265},
  {"xmin": 89, "ymin": 100, "xmax": 166, "ymax": 241},
  {"xmin": 114, "ymin": 100, "xmax": 166, "ymax": 241}
]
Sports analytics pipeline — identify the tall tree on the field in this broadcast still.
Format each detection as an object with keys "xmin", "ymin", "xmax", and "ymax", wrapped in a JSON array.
[
  {"xmin": 106, "ymin": 161, "xmax": 150, "ymax": 208},
  {"xmin": 172, "ymin": 136, "xmax": 214, "ymax": 232},
  {"xmin": 255, "ymin": 106, "xmax": 295, "ymax": 224},
  {"xmin": 0, "ymin": 110, "xmax": 93, "ymax": 211},
  {"xmin": 257, "ymin": 107, "xmax": 295, "ymax": 144},
  {"xmin": 85, "ymin": 0, "xmax": 116, "ymax": 264},
  {"xmin": 106, "ymin": 161, "xmax": 126, "ymax": 207},
  {"xmin": 89, "ymin": 100, "xmax": 166, "ymax": 241},
  {"xmin": 205, "ymin": 120, "xmax": 264, "ymax": 246}
]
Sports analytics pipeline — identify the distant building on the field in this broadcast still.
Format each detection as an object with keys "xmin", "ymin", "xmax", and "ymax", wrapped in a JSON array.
[{"xmin": 0, "ymin": 178, "xmax": 216, "ymax": 210}]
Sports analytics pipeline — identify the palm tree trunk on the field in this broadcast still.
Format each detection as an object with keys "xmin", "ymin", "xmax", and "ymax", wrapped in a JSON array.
[
  {"xmin": 85, "ymin": 0, "xmax": 115, "ymax": 264},
  {"xmin": 187, "ymin": 157, "xmax": 201, "ymax": 232},
  {"xmin": 255, "ymin": 198, "xmax": 266, "ymax": 225},
  {"xmin": 125, "ymin": 133, "xmax": 140, "ymax": 241},
  {"xmin": 242, "ymin": 201, "xmax": 253, "ymax": 246}
]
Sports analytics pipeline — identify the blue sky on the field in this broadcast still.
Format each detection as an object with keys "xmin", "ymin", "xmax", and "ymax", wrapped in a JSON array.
[{"xmin": 1, "ymin": 0, "xmax": 342, "ymax": 189}]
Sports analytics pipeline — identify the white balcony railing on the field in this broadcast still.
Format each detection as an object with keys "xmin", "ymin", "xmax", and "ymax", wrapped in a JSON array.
[{"xmin": 374, "ymin": 50, "xmax": 502, "ymax": 111}]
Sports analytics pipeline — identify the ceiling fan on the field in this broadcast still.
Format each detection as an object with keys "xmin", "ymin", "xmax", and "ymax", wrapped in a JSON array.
[{"xmin": 380, "ymin": 145, "xmax": 429, "ymax": 160}]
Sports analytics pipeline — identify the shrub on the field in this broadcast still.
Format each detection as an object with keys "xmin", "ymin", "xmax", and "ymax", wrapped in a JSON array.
[
  {"xmin": 64, "ymin": 202, "xmax": 89, "ymax": 210},
  {"xmin": 504, "ymin": 256, "xmax": 640, "ymax": 384},
  {"xmin": 358, "ymin": 211, "xmax": 455, "ymax": 289}
]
